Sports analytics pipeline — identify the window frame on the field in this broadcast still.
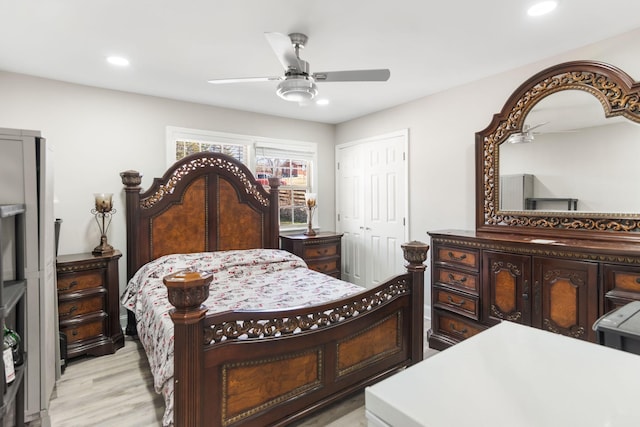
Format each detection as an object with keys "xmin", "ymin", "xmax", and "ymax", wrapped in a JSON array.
[{"xmin": 166, "ymin": 126, "xmax": 318, "ymax": 231}]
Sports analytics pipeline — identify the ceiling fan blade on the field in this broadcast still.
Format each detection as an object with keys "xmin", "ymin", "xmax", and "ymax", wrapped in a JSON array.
[
  {"xmin": 207, "ymin": 76, "xmax": 282, "ymax": 85},
  {"xmin": 523, "ymin": 121, "xmax": 549, "ymax": 132},
  {"xmin": 312, "ymin": 69, "xmax": 390, "ymax": 82},
  {"xmin": 264, "ymin": 32, "xmax": 303, "ymax": 72}
]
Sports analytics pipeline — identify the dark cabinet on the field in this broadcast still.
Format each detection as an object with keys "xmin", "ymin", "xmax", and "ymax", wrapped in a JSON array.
[
  {"xmin": 429, "ymin": 230, "xmax": 640, "ymax": 350},
  {"xmin": 484, "ymin": 252, "xmax": 598, "ymax": 341},
  {"xmin": 280, "ymin": 232, "xmax": 343, "ymax": 278},
  {"xmin": 56, "ymin": 251, "xmax": 123, "ymax": 359}
]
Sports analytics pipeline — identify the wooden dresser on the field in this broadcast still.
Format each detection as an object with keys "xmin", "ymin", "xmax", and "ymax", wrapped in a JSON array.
[
  {"xmin": 280, "ymin": 232, "xmax": 343, "ymax": 278},
  {"xmin": 428, "ymin": 230, "xmax": 640, "ymax": 350},
  {"xmin": 56, "ymin": 250, "xmax": 124, "ymax": 359}
]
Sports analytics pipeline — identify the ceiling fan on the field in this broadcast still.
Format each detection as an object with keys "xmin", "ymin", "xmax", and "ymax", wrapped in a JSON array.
[
  {"xmin": 207, "ymin": 32, "xmax": 391, "ymax": 103},
  {"xmin": 507, "ymin": 122, "xmax": 548, "ymax": 144},
  {"xmin": 508, "ymin": 121, "xmax": 579, "ymax": 144}
]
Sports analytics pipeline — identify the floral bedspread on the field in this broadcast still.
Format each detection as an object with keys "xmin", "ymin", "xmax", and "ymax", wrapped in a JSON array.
[{"xmin": 121, "ymin": 249, "xmax": 363, "ymax": 427}]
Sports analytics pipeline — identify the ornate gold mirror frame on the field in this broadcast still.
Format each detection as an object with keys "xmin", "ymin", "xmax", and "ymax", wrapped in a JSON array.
[{"xmin": 476, "ymin": 60, "xmax": 640, "ymax": 241}]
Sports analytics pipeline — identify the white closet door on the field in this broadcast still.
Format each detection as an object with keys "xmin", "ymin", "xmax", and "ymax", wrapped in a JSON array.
[
  {"xmin": 336, "ymin": 143, "xmax": 365, "ymax": 286},
  {"xmin": 336, "ymin": 130, "xmax": 408, "ymax": 288},
  {"xmin": 364, "ymin": 135, "xmax": 407, "ymax": 286}
]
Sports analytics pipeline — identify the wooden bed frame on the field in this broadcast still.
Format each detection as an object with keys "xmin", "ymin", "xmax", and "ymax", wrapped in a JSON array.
[{"xmin": 120, "ymin": 152, "xmax": 429, "ymax": 427}]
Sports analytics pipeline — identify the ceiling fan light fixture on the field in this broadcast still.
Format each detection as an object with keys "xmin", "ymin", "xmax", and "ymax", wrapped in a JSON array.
[{"xmin": 276, "ymin": 75, "xmax": 318, "ymax": 102}]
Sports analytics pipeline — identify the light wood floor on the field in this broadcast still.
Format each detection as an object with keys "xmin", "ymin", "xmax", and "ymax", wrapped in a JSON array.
[{"xmin": 48, "ymin": 321, "xmax": 435, "ymax": 427}]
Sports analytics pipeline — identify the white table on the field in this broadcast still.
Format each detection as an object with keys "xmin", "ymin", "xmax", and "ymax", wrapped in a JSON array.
[{"xmin": 365, "ymin": 321, "xmax": 640, "ymax": 427}]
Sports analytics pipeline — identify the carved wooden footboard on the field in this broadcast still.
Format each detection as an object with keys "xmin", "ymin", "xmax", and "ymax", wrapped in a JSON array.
[{"xmin": 164, "ymin": 242, "xmax": 428, "ymax": 427}]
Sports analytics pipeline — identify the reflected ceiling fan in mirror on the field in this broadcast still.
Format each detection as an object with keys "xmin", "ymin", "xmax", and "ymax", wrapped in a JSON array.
[
  {"xmin": 507, "ymin": 121, "xmax": 577, "ymax": 144},
  {"xmin": 507, "ymin": 122, "xmax": 547, "ymax": 143},
  {"xmin": 207, "ymin": 32, "xmax": 390, "ymax": 103}
]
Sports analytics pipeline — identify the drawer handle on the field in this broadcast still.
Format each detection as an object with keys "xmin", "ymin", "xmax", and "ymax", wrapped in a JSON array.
[
  {"xmin": 60, "ymin": 305, "xmax": 78, "ymax": 317},
  {"xmin": 447, "ymin": 273, "xmax": 467, "ymax": 286},
  {"xmin": 447, "ymin": 252, "xmax": 467, "ymax": 262},
  {"xmin": 446, "ymin": 295, "xmax": 466, "ymax": 307},
  {"xmin": 636, "ymin": 277, "xmax": 640, "ymax": 284},
  {"xmin": 449, "ymin": 323, "xmax": 468, "ymax": 336},
  {"xmin": 60, "ymin": 280, "xmax": 79, "ymax": 292},
  {"xmin": 71, "ymin": 329, "xmax": 79, "ymax": 337},
  {"xmin": 318, "ymin": 249, "xmax": 329, "ymax": 255}
]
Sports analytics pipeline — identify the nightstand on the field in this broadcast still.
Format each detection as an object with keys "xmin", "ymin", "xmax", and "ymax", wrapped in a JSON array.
[
  {"xmin": 280, "ymin": 232, "xmax": 343, "ymax": 279},
  {"xmin": 56, "ymin": 250, "xmax": 124, "ymax": 359}
]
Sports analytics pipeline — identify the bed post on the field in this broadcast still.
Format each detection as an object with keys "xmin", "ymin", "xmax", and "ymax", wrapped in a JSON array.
[
  {"xmin": 120, "ymin": 170, "xmax": 143, "ymax": 336},
  {"xmin": 267, "ymin": 177, "xmax": 281, "ymax": 249},
  {"xmin": 164, "ymin": 270, "xmax": 213, "ymax": 427},
  {"xmin": 401, "ymin": 240, "xmax": 429, "ymax": 363}
]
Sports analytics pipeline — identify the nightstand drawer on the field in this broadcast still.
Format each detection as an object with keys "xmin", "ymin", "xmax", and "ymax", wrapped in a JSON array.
[
  {"xmin": 307, "ymin": 259, "xmax": 339, "ymax": 274},
  {"xmin": 304, "ymin": 244, "xmax": 338, "ymax": 259},
  {"xmin": 57, "ymin": 270, "xmax": 104, "ymax": 293},
  {"xmin": 58, "ymin": 293, "xmax": 105, "ymax": 319},
  {"xmin": 61, "ymin": 314, "xmax": 107, "ymax": 344}
]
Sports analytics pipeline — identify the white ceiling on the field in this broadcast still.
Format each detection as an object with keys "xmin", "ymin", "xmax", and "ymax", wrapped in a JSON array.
[{"xmin": 2, "ymin": 0, "xmax": 640, "ymax": 124}]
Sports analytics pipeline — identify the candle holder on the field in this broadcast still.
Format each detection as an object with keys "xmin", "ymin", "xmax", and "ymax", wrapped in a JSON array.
[
  {"xmin": 91, "ymin": 193, "xmax": 116, "ymax": 255},
  {"xmin": 304, "ymin": 192, "xmax": 317, "ymax": 236}
]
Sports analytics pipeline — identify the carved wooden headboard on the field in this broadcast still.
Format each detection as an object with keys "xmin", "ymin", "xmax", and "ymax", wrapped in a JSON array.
[{"xmin": 120, "ymin": 152, "xmax": 280, "ymax": 281}]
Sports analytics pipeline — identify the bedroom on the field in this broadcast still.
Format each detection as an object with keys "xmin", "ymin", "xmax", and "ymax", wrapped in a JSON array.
[{"xmin": 2, "ymin": 1, "xmax": 640, "ymax": 426}]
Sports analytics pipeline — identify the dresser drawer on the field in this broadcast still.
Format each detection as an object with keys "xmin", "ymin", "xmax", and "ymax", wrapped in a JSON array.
[
  {"xmin": 60, "ymin": 313, "xmax": 108, "ymax": 344},
  {"xmin": 303, "ymin": 244, "xmax": 338, "ymax": 259},
  {"xmin": 603, "ymin": 264, "xmax": 640, "ymax": 312},
  {"xmin": 434, "ymin": 267, "xmax": 479, "ymax": 294},
  {"xmin": 57, "ymin": 270, "xmax": 104, "ymax": 293},
  {"xmin": 58, "ymin": 293, "xmax": 105, "ymax": 320},
  {"xmin": 307, "ymin": 258, "xmax": 339, "ymax": 274},
  {"xmin": 433, "ymin": 310, "xmax": 486, "ymax": 342},
  {"xmin": 434, "ymin": 245, "xmax": 479, "ymax": 271},
  {"xmin": 433, "ymin": 286, "xmax": 479, "ymax": 320},
  {"xmin": 604, "ymin": 264, "xmax": 640, "ymax": 294}
]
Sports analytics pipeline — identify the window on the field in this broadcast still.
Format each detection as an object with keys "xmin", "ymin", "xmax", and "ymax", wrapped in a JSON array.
[{"xmin": 167, "ymin": 127, "xmax": 317, "ymax": 230}]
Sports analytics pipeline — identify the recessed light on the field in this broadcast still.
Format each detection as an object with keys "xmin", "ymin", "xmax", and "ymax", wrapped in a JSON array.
[
  {"xmin": 527, "ymin": 1, "xmax": 558, "ymax": 16},
  {"xmin": 106, "ymin": 56, "xmax": 130, "ymax": 67},
  {"xmin": 316, "ymin": 99, "xmax": 330, "ymax": 106}
]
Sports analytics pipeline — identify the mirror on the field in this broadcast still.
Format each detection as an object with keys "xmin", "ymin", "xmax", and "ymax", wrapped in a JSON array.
[
  {"xmin": 499, "ymin": 90, "xmax": 640, "ymax": 213},
  {"xmin": 476, "ymin": 61, "xmax": 640, "ymax": 239}
]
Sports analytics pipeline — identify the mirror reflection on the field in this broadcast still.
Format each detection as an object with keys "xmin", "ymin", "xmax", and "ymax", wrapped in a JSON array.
[{"xmin": 499, "ymin": 90, "xmax": 640, "ymax": 214}]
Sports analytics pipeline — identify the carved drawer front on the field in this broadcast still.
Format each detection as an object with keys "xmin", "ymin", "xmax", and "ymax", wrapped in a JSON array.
[
  {"xmin": 306, "ymin": 259, "xmax": 339, "ymax": 274},
  {"xmin": 57, "ymin": 270, "xmax": 104, "ymax": 293},
  {"xmin": 603, "ymin": 264, "xmax": 640, "ymax": 311},
  {"xmin": 61, "ymin": 314, "xmax": 107, "ymax": 344},
  {"xmin": 58, "ymin": 294, "xmax": 105, "ymax": 320},
  {"xmin": 435, "ymin": 245, "xmax": 479, "ymax": 271},
  {"xmin": 303, "ymin": 244, "xmax": 338, "ymax": 259},
  {"xmin": 433, "ymin": 286, "xmax": 479, "ymax": 320},
  {"xmin": 434, "ymin": 310, "xmax": 485, "ymax": 342},
  {"xmin": 434, "ymin": 267, "xmax": 479, "ymax": 294}
]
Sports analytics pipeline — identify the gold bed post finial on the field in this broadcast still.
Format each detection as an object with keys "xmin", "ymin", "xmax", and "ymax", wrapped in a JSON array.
[{"xmin": 401, "ymin": 240, "xmax": 429, "ymax": 363}]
